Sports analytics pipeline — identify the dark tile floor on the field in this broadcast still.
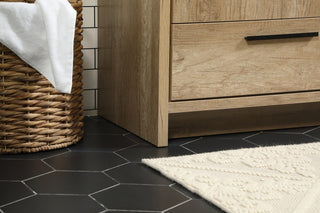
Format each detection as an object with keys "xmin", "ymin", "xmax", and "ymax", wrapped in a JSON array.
[{"xmin": 1, "ymin": 116, "xmax": 320, "ymax": 213}]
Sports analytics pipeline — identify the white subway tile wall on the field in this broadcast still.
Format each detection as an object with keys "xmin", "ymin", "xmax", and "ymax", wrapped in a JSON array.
[{"xmin": 82, "ymin": 0, "xmax": 98, "ymax": 116}]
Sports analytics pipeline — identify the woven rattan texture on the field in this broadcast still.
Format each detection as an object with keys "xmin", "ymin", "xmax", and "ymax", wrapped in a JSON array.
[{"xmin": 0, "ymin": 0, "xmax": 84, "ymax": 154}]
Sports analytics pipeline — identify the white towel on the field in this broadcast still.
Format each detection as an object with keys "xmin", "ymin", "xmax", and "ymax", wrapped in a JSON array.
[{"xmin": 0, "ymin": 0, "xmax": 76, "ymax": 94}]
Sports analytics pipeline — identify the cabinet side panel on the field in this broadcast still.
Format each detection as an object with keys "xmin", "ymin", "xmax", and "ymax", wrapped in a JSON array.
[{"xmin": 98, "ymin": 0, "xmax": 170, "ymax": 146}]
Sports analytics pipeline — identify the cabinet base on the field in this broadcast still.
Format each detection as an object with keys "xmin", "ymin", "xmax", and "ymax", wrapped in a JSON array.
[{"xmin": 169, "ymin": 102, "xmax": 320, "ymax": 139}]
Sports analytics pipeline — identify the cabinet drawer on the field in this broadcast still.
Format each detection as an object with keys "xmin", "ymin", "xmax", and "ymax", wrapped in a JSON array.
[
  {"xmin": 172, "ymin": 0, "xmax": 320, "ymax": 23},
  {"xmin": 171, "ymin": 18, "xmax": 320, "ymax": 101}
]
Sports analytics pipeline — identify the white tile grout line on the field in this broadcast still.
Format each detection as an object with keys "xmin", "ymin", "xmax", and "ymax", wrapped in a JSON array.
[
  {"xmin": 122, "ymin": 134, "xmax": 144, "ymax": 145},
  {"xmin": 112, "ymin": 151, "xmax": 131, "ymax": 162},
  {"xmin": 0, "ymin": 194, "xmax": 37, "ymax": 208},
  {"xmin": 243, "ymin": 139, "xmax": 262, "ymax": 147},
  {"xmin": 41, "ymin": 159, "xmax": 56, "ymax": 171},
  {"xmin": 113, "ymin": 143, "xmax": 140, "ymax": 154},
  {"xmin": 89, "ymin": 183, "xmax": 120, "ymax": 196},
  {"xmin": 162, "ymin": 199, "xmax": 192, "ymax": 213},
  {"xmin": 21, "ymin": 181, "xmax": 37, "ymax": 194},
  {"xmin": 101, "ymin": 172, "xmax": 120, "ymax": 184},
  {"xmin": 22, "ymin": 170, "xmax": 55, "ymax": 182},
  {"xmin": 301, "ymin": 134, "xmax": 320, "ymax": 142},
  {"xmin": 180, "ymin": 137, "xmax": 203, "ymax": 146},
  {"xmin": 37, "ymin": 193, "xmax": 88, "ymax": 196},
  {"xmin": 180, "ymin": 146, "xmax": 197, "ymax": 154},
  {"xmin": 0, "ymin": 180, "xmax": 20, "ymax": 183},
  {"xmin": 52, "ymin": 169, "xmax": 102, "ymax": 173},
  {"xmin": 242, "ymin": 131, "xmax": 262, "ymax": 140},
  {"xmin": 169, "ymin": 183, "xmax": 194, "ymax": 200},
  {"xmin": 303, "ymin": 126, "xmax": 320, "ymax": 134},
  {"xmin": 88, "ymin": 194, "xmax": 108, "ymax": 211},
  {"xmin": 41, "ymin": 149, "xmax": 71, "ymax": 161},
  {"xmin": 114, "ymin": 183, "xmax": 173, "ymax": 187},
  {"xmin": 102, "ymin": 161, "xmax": 130, "ymax": 173},
  {"xmin": 107, "ymin": 209, "xmax": 161, "ymax": 213}
]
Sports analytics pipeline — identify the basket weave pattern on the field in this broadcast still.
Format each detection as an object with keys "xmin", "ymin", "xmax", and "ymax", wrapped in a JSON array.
[{"xmin": 0, "ymin": 0, "xmax": 84, "ymax": 153}]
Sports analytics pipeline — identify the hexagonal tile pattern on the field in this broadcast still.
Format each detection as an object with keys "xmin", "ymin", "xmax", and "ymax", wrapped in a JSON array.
[
  {"xmin": 170, "ymin": 184, "xmax": 201, "ymax": 200},
  {"xmin": 116, "ymin": 144, "xmax": 193, "ymax": 162},
  {"xmin": 84, "ymin": 116, "xmax": 127, "ymax": 135},
  {"xmin": 165, "ymin": 200, "xmax": 224, "ymax": 213},
  {"xmin": 92, "ymin": 185, "xmax": 188, "ymax": 211},
  {"xmin": 183, "ymin": 136, "xmax": 257, "ymax": 153},
  {"xmin": 71, "ymin": 134, "xmax": 137, "ymax": 152},
  {"xmin": 0, "ymin": 182, "xmax": 33, "ymax": 206},
  {"xmin": 0, "ymin": 160, "xmax": 52, "ymax": 181},
  {"xmin": 2, "ymin": 195, "xmax": 104, "ymax": 213},
  {"xmin": 105, "ymin": 163, "xmax": 172, "ymax": 185},
  {"xmin": 44, "ymin": 152, "xmax": 127, "ymax": 171},
  {"xmin": 107, "ymin": 211, "xmax": 150, "ymax": 213},
  {"xmin": 305, "ymin": 127, "xmax": 320, "ymax": 140},
  {"xmin": 246, "ymin": 132, "xmax": 317, "ymax": 146},
  {"xmin": 25, "ymin": 171, "xmax": 117, "ymax": 195},
  {"xmin": 2, "ymin": 116, "xmax": 318, "ymax": 213},
  {"xmin": 0, "ymin": 149, "xmax": 70, "ymax": 160}
]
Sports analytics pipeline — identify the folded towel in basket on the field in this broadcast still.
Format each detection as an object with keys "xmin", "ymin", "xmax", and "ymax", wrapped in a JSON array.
[{"xmin": 0, "ymin": 0, "xmax": 76, "ymax": 94}]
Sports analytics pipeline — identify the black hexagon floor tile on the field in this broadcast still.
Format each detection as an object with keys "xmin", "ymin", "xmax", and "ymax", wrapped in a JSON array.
[
  {"xmin": 105, "ymin": 163, "xmax": 172, "ymax": 185},
  {"xmin": 0, "ymin": 182, "xmax": 34, "ymax": 207},
  {"xmin": 183, "ymin": 136, "xmax": 257, "ymax": 153},
  {"xmin": 84, "ymin": 116, "xmax": 127, "ymax": 135},
  {"xmin": 70, "ymin": 134, "xmax": 137, "ymax": 152},
  {"xmin": 246, "ymin": 132, "xmax": 317, "ymax": 146},
  {"xmin": 0, "ymin": 160, "xmax": 52, "ymax": 181},
  {"xmin": 1, "ymin": 195, "xmax": 104, "ymax": 213},
  {"xmin": 305, "ymin": 127, "xmax": 320, "ymax": 140},
  {"xmin": 106, "ymin": 211, "xmax": 154, "ymax": 213},
  {"xmin": 0, "ymin": 149, "xmax": 70, "ymax": 160},
  {"xmin": 92, "ymin": 185, "xmax": 188, "ymax": 212},
  {"xmin": 170, "ymin": 184, "xmax": 201, "ymax": 200},
  {"xmin": 168, "ymin": 137, "xmax": 202, "ymax": 146},
  {"xmin": 116, "ymin": 144, "xmax": 193, "ymax": 162},
  {"xmin": 25, "ymin": 171, "xmax": 117, "ymax": 195},
  {"xmin": 165, "ymin": 200, "xmax": 225, "ymax": 213},
  {"xmin": 44, "ymin": 151, "xmax": 127, "ymax": 171}
]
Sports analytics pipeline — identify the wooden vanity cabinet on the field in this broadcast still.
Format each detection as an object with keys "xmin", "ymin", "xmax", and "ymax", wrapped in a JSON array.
[{"xmin": 98, "ymin": 0, "xmax": 320, "ymax": 147}]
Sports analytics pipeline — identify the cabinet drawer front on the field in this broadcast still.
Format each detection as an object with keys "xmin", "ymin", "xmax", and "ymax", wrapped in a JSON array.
[
  {"xmin": 172, "ymin": 0, "xmax": 320, "ymax": 23},
  {"xmin": 171, "ymin": 18, "xmax": 320, "ymax": 101}
]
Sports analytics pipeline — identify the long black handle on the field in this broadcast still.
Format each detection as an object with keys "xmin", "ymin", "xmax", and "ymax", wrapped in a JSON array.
[{"xmin": 245, "ymin": 32, "xmax": 319, "ymax": 41}]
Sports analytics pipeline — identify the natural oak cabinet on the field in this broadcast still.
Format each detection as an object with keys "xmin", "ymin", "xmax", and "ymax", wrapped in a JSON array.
[
  {"xmin": 171, "ymin": 18, "xmax": 320, "ymax": 100},
  {"xmin": 172, "ymin": 0, "xmax": 320, "ymax": 23},
  {"xmin": 98, "ymin": 0, "xmax": 320, "ymax": 147}
]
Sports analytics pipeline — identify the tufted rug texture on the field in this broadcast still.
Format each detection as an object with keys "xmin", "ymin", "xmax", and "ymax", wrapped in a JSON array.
[{"xmin": 142, "ymin": 143, "xmax": 320, "ymax": 213}]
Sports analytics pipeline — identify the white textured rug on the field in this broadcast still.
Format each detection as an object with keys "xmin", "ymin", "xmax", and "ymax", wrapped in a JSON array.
[{"xmin": 142, "ymin": 143, "xmax": 320, "ymax": 213}]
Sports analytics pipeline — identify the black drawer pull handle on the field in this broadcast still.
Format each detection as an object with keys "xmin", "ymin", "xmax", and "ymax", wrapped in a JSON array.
[{"xmin": 245, "ymin": 32, "xmax": 319, "ymax": 41}]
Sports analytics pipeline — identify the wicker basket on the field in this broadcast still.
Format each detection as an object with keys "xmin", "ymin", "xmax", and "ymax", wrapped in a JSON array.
[{"xmin": 0, "ymin": 0, "xmax": 84, "ymax": 154}]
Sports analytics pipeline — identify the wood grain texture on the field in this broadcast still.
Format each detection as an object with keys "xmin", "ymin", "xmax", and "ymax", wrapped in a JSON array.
[
  {"xmin": 98, "ymin": 0, "xmax": 170, "ymax": 146},
  {"xmin": 169, "ymin": 103, "xmax": 320, "ymax": 139},
  {"xmin": 171, "ymin": 18, "xmax": 320, "ymax": 101},
  {"xmin": 172, "ymin": 0, "xmax": 320, "ymax": 23},
  {"xmin": 169, "ymin": 91, "xmax": 320, "ymax": 113}
]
